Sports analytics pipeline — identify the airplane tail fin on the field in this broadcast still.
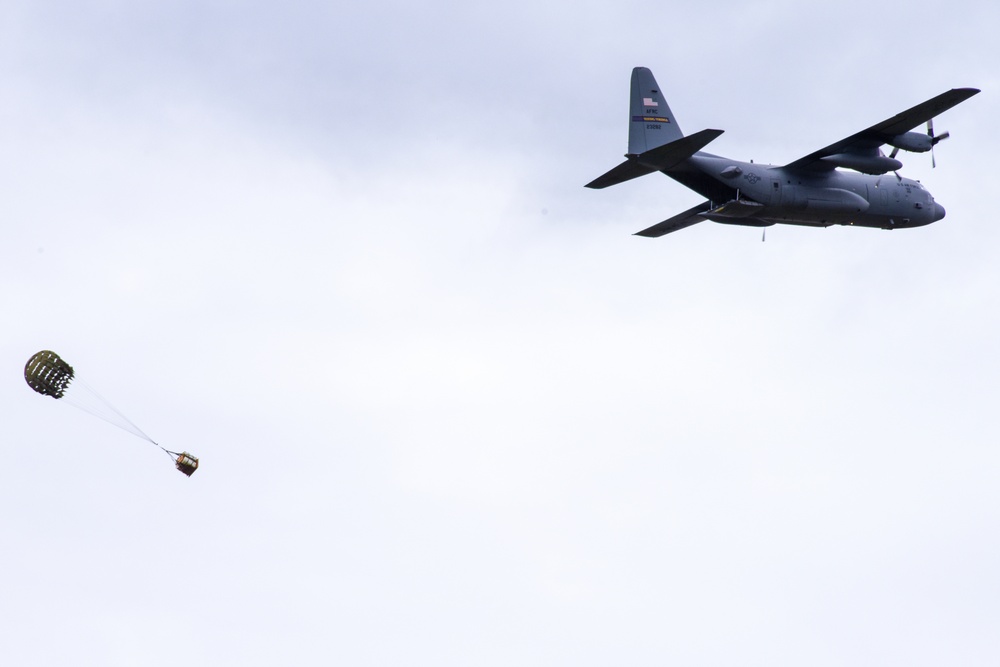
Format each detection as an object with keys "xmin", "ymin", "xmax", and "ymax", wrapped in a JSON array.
[
  {"xmin": 628, "ymin": 67, "xmax": 684, "ymax": 154},
  {"xmin": 586, "ymin": 67, "xmax": 721, "ymax": 189}
]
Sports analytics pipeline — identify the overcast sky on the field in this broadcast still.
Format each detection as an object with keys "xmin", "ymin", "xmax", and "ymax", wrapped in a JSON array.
[{"xmin": 3, "ymin": 1, "xmax": 999, "ymax": 665}]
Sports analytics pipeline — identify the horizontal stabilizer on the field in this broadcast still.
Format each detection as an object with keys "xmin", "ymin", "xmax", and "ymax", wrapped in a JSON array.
[
  {"xmin": 634, "ymin": 201, "xmax": 711, "ymax": 237},
  {"xmin": 585, "ymin": 160, "xmax": 657, "ymax": 190},
  {"xmin": 633, "ymin": 129, "xmax": 724, "ymax": 170},
  {"xmin": 586, "ymin": 128, "xmax": 724, "ymax": 189}
]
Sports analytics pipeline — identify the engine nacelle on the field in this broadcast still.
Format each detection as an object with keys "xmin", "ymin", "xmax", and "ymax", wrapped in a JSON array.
[
  {"xmin": 819, "ymin": 153, "xmax": 903, "ymax": 175},
  {"xmin": 888, "ymin": 131, "xmax": 933, "ymax": 153}
]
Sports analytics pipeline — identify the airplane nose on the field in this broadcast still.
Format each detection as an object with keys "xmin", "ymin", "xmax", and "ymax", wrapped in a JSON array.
[{"xmin": 933, "ymin": 202, "xmax": 946, "ymax": 221}]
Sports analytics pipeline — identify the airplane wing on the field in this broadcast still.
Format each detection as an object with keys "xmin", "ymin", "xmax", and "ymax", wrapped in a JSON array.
[
  {"xmin": 634, "ymin": 201, "xmax": 711, "ymax": 237},
  {"xmin": 783, "ymin": 88, "xmax": 980, "ymax": 171}
]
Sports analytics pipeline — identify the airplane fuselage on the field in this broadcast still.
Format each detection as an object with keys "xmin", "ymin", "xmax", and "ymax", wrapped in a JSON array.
[{"xmin": 683, "ymin": 154, "xmax": 945, "ymax": 230}]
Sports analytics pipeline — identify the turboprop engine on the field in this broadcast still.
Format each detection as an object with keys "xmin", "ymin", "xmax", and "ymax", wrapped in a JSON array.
[{"xmin": 889, "ymin": 131, "xmax": 934, "ymax": 153}]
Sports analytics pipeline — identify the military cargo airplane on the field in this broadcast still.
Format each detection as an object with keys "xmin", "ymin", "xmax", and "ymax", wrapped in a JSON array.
[{"xmin": 587, "ymin": 67, "xmax": 979, "ymax": 237}]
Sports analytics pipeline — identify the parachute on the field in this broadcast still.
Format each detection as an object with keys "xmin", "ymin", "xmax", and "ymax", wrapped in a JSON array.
[
  {"xmin": 24, "ymin": 350, "xmax": 74, "ymax": 398},
  {"xmin": 24, "ymin": 350, "xmax": 199, "ymax": 477}
]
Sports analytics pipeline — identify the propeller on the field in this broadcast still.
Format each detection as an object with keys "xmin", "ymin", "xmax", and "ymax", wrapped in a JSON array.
[
  {"xmin": 875, "ymin": 171, "xmax": 903, "ymax": 188},
  {"xmin": 927, "ymin": 118, "xmax": 950, "ymax": 168},
  {"xmin": 876, "ymin": 149, "xmax": 903, "ymax": 187},
  {"xmin": 888, "ymin": 119, "xmax": 950, "ymax": 167},
  {"xmin": 875, "ymin": 171, "xmax": 902, "ymax": 189}
]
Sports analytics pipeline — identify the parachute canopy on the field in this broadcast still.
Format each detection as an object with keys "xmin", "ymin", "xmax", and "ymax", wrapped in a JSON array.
[{"xmin": 25, "ymin": 350, "xmax": 75, "ymax": 399}]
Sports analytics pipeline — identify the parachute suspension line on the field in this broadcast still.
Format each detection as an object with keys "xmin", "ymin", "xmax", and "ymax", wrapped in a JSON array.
[
  {"xmin": 62, "ymin": 380, "xmax": 200, "ymax": 475},
  {"xmin": 60, "ymin": 377, "xmax": 158, "ymax": 447}
]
